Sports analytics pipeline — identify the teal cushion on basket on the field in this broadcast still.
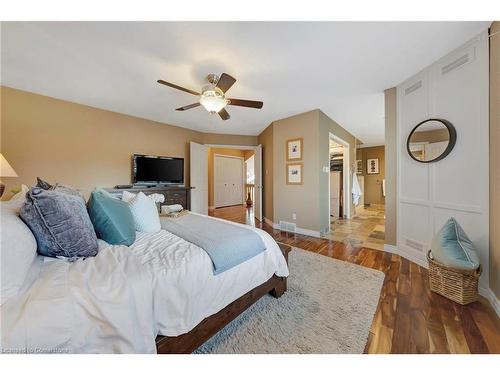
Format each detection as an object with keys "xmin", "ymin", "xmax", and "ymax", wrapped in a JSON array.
[
  {"xmin": 87, "ymin": 189, "xmax": 136, "ymax": 246},
  {"xmin": 430, "ymin": 217, "xmax": 480, "ymax": 271}
]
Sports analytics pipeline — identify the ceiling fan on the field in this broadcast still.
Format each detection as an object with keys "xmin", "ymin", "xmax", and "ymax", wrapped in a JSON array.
[{"xmin": 157, "ymin": 73, "xmax": 263, "ymax": 121}]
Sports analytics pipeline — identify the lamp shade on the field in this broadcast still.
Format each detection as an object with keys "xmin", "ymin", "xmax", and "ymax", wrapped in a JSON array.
[{"xmin": 0, "ymin": 153, "xmax": 18, "ymax": 177}]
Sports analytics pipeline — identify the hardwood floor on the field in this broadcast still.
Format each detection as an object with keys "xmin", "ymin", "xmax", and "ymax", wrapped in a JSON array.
[{"xmin": 209, "ymin": 205, "xmax": 500, "ymax": 354}]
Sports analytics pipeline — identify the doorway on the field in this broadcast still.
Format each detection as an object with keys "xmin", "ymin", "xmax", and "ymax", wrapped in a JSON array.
[
  {"xmin": 326, "ymin": 143, "xmax": 387, "ymax": 251},
  {"xmin": 328, "ymin": 133, "xmax": 350, "ymax": 222},
  {"xmin": 189, "ymin": 143, "xmax": 263, "ymax": 222},
  {"xmin": 329, "ymin": 139, "xmax": 345, "ymax": 221}
]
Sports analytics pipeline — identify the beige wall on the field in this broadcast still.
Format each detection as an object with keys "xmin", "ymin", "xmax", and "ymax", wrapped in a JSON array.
[
  {"xmin": 266, "ymin": 109, "xmax": 357, "ymax": 234},
  {"xmin": 384, "ymin": 87, "xmax": 397, "ymax": 246},
  {"xmin": 207, "ymin": 147, "xmax": 246, "ymax": 208},
  {"xmin": 356, "ymin": 146, "xmax": 385, "ymax": 205},
  {"xmin": 0, "ymin": 86, "xmax": 257, "ymax": 199},
  {"xmin": 243, "ymin": 149, "xmax": 255, "ymax": 161},
  {"xmin": 318, "ymin": 110, "xmax": 357, "ymax": 234},
  {"xmin": 201, "ymin": 133, "xmax": 257, "ymax": 147},
  {"xmin": 272, "ymin": 110, "xmax": 320, "ymax": 232},
  {"xmin": 490, "ymin": 22, "xmax": 500, "ymax": 299},
  {"xmin": 258, "ymin": 124, "xmax": 274, "ymax": 222}
]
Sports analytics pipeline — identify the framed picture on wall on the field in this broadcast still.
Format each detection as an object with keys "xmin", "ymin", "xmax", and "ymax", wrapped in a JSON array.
[
  {"xmin": 356, "ymin": 159, "xmax": 363, "ymax": 174},
  {"xmin": 286, "ymin": 138, "xmax": 303, "ymax": 161},
  {"xmin": 286, "ymin": 163, "xmax": 303, "ymax": 185},
  {"xmin": 367, "ymin": 158, "xmax": 379, "ymax": 174}
]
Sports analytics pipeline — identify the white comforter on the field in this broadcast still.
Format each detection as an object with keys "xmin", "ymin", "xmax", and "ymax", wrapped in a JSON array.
[{"xmin": 0, "ymin": 220, "xmax": 289, "ymax": 353}]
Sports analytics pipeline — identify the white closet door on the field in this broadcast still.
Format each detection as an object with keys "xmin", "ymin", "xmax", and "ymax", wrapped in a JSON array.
[
  {"xmin": 227, "ymin": 156, "xmax": 243, "ymax": 206},
  {"xmin": 214, "ymin": 155, "xmax": 243, "ymax": 208},
  {"xmin": 214, "ymin": 156, "xmax": 225, "ymax": 207}
]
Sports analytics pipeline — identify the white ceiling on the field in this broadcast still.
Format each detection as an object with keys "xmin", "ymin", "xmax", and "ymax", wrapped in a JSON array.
[{"xmin": 1, "ymin": 21, "xmax": 490, "ymax": 146}]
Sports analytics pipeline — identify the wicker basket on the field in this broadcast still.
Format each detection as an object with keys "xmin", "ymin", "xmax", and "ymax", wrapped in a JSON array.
[{"xmin": 427, "ymin": 250, "xmax": 482, "ymax": 305}]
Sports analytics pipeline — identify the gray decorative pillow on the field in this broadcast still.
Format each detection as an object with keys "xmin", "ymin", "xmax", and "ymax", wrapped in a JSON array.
[
  {"xmin": 20, "ymin": 187, "xmax": 98, "ymax": 259},
  {"xmin": 52, "ymin": 183, "xmax": 85, "ymax": 199}
]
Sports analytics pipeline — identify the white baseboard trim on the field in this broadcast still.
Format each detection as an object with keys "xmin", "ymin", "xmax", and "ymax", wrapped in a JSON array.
[
  {"xmin": 479, "ymin": 287, "xmax": 500, "ymax": 318},
  {"xmin": 383, "ymin": 244, "xmax": 428, "ymax": 268},
  {"xmin": 269, "ymin": 221, "xmax": 321, "ymax": 238},
  {"xmin": 294, "ymin": 227, "xmax": 321, "ymax": 238}
]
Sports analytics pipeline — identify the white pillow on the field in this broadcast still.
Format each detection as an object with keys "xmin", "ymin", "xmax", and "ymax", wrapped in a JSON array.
[
  {"xmin": 10, "ymin": 184, "xmax": 29, "ymax": 201},
  {"xmin": 0, "ymin": 200, "xmax": 38, "ymax": 305},
  {"xmin": 121, "ymin": 190, "xmax": 136, "ymax": 203},
  {"xmin": 128, "ymin": 192, "xmax": 161, "ymax": 232}
]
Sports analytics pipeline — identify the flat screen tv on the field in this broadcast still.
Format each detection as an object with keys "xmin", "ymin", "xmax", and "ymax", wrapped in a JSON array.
[{"xmin": 133, "ymin": 154, "xmax": 184, "ymax": 185}]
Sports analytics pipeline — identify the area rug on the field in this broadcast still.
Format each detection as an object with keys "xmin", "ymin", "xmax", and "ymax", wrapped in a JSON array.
[{"xmin": 195, "ymin": 247, "xmax": 385, "ymax": 354}]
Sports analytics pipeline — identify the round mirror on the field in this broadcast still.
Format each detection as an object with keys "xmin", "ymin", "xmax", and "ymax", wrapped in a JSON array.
[{"xmin": 407, "ymin": 119, "xmax": 456, "ymax": 163}]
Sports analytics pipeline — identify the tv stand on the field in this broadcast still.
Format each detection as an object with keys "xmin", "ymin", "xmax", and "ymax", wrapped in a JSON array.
[{"xmin": 105, "ymin": 186, "xmax": 193, "ymax": 210}]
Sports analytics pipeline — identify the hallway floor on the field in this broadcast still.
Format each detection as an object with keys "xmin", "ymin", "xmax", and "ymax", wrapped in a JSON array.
[{"xmin": 325, "ymin": 204, "xmax": 385, "ymax": 251}]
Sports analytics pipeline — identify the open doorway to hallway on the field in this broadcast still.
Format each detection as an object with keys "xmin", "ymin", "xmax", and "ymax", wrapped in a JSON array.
[
  {"xmin": 207, "ymin": 146, "xmax": 260, "ymax": 224},
  {"xmin": 326, "ymin": 144, "xmax": 386, "ymax": 251}
]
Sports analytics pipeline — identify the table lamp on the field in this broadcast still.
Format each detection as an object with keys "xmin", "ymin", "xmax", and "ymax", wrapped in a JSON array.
[{"xmin": 0, "ymin": 153, "xmax": 18, "ymax": 197}]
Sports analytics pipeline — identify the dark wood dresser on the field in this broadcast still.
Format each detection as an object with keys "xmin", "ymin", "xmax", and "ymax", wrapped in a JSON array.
[{"xmin": 104, "ymin": 186, "xmax": 193, "ymax": 210}]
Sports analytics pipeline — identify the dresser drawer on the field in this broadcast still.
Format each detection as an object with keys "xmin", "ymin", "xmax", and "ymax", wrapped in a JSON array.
[
  {"xmin": 166, "ymin": 192, "xmax": 185, "ymax": 200},
  {"xmin": 165, "ymin": 196, "xmax": 187, "ymax": 207}
]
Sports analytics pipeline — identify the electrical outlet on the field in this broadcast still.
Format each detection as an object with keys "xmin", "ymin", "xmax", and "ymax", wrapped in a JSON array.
[{"xmin": 292, "ymin": 213, "xmax": 297, "ymax": 220}]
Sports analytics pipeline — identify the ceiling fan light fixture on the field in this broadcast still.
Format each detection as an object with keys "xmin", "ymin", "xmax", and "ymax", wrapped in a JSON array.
[{"xmin": 199, "ymin": 88, "xmax": 228, "ymax": 113}]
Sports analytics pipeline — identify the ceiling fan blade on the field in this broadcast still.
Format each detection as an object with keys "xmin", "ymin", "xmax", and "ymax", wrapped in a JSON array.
[
  {"xmin": 218, "ymin": 108, "xmax": 230, "ymax": 120},
  {"xmin": 216, "ymin": 73, "xmax": 236, "ymax": 93},
  {"xmin": 157, "ymin": 79, "xmax": 199, "ymax": 96},
  {"xmin": 227, "ymin": 98, "xmax": 264, "ymax": 109},
  {"xmin": 175, "ymin": 103, "xmax": 201, "ymax": 111}
]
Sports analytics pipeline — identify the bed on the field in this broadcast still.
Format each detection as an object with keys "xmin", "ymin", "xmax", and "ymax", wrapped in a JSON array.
[{"xmin": 0, "ymin": 202, "xmax": 290, "ymax": 354}]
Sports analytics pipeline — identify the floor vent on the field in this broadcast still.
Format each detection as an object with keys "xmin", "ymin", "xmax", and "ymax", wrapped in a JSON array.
[
  {"xmin": 405, "ymin": 239, "xmax": 424, "ymax": 252},
  {"xmin": 279, "ymin": 221, "xmax": 296, "ymax": 233},
  {"xmin": 441, "ymin": 53, "xmax": 470, "ymax": 75}
]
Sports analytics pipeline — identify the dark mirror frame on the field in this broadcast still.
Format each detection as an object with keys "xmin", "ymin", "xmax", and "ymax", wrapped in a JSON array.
[{"xmin": 406, "ymin": 118, "xmax": 457, "ymax": 163}]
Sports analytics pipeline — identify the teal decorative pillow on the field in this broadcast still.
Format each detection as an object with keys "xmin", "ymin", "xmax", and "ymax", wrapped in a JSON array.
[
  {"xmin": 87, "ymin": 189, "xmax": 136, "ymax": 246},
  {"xmin": 430, "ymin": 217, "xmax": 480, "ymax": 270}
]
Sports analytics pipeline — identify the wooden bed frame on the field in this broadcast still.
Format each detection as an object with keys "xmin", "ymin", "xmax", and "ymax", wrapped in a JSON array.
[{"xmin": 155, "ymin": 243, "xmax": 291, "ymax": 354}]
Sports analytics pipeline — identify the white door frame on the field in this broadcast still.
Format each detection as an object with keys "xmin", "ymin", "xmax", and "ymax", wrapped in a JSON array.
[
  {"xmin": 205, "ymin": 144, "xmax": 259, "ymax": 151},
  {"xmin": 213, "ymin": 153, "xmax": 244, "ymax": 208},
  {"xmin": 328, "ymin": 133, "xmax": 351, "ymax": 221}
]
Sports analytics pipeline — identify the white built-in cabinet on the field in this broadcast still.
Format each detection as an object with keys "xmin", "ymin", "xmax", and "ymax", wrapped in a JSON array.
[{"xmin": 396, "ymin": 30, "xmax": 490, "ymax": 290}]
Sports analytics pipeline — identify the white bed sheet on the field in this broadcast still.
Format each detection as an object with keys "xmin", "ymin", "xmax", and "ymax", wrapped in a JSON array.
[
  {"xmin": 132, "ymin": 215, "xmax": 289, "ymax": 336},
  {"xmin": 0, "ymin": 244, "xmax": 156, "ymax": 353},
  {"xmin": 0, "ymin": 217, "xmax": 289, "ymax": 353}
]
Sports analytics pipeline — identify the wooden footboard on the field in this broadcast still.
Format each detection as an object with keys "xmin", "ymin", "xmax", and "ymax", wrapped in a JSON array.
[{"xmin": 155, "ymin": 243, "xmax": 291, "ymax": 354}]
